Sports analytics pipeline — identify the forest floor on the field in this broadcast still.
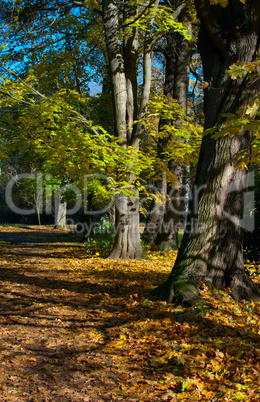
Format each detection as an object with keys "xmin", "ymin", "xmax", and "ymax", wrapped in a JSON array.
[{"xmin": 0, "ymin": 225, "xmax": 259, "ymax": 402}]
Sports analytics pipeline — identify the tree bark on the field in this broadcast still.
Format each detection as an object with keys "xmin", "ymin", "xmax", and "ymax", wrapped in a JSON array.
[
  {"xmin": 102, "ymin": 0, "xmax": 146, "ymax": 259},
  {"xmin": 108, "ymin": 191, "xmax": 143, "ymax": 259},
  {"xmin": 155, "ymin": 166, "xmax": 184, "ymax": 251},
  {"xmin": 153, "ymin": 10, "xmax": 192, "ymax": 250},
  {"xmin": 154, "ymin": 0, "xmax": 260, "ymax": 303},
  {"xmin": 142, "ymin": 177, "xmax": 167, "ymax": 246},
  {"xmin": 54, "ymin": 189, "xmax": 67, "ymax": 229}
]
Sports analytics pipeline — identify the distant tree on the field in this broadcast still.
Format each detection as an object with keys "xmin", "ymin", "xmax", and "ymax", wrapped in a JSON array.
[
  {"xmin": 0, "ymin": 0, "xmax": 108, "ymax": 227},
  {"xmin": 154, "ymin": 4, "xmax": 194, "ymax": 251}
]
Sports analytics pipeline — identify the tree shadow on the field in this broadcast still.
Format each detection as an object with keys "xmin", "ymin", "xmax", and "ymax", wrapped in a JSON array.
[
  {"xmin": 0, "ymin": 229, "xmax": 81, "ymax": 244},
  {"xmin": 1, "ymin": 280, "xmax": 259, "ymax": 401},
  {"xmin": 0, "ymin": 241, "xmax": 259, "ymax": 400}
]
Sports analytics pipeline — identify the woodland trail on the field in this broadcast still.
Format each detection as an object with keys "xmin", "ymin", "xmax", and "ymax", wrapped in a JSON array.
[
  {"xmin": 0, "ymin": 226, "xmax": 259, "ymax": 401},
  {"xmin": 0, "ymin": 224, "xmax": 81, "ymax": 244}
]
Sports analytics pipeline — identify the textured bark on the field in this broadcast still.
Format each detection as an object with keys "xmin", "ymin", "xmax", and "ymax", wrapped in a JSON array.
[
  {"xmin": 142, "ymin": 178, "xmax": 167, "ymax": 245},
  {"xmin": 108, "ymin": 191, "xmax": 143, "ymax": 259},
  {"xmin": 155, "ymin": 166, "xmax": 183, "ymax": 251},
  {"xmin": 132, "ymin": 0, "xmax": 160, "ymax": 148},
  {"xmin": 153, "ymin": 9, "xmax": 192, "ymax": 251},
  {"xmin": 102, "ymin": 0, "xmax": 150, "ymax": 259},
  {"xmin": 103, "ymin": 0, "xmax": 189, "ymax": 258},
  {"xmin": 123, "ymin": 4, "xmax": 139, "ymax": 145},
  {"xmin": 154, "ymin": 0, "xmax": 260, "ymax": 303},
  {"xmin": 102, "ymin": 0, "xmax": 127, "ymax": 141}
]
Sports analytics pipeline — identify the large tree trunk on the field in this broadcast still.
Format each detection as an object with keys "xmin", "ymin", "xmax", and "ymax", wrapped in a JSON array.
[
  {"xmin": 109, "ymin": 192, "xmax": 143, "ymax": 259},
  {"xmin": 154, "ymin": 0, "xmax": 260, "ymax": 303},
  {"xmin": 103, "ymin": 0, "xmax": 188, "ymax": 258},
  {"xmin": 102, "ymin": 0, "xmax": 146, "ymax": 259}
]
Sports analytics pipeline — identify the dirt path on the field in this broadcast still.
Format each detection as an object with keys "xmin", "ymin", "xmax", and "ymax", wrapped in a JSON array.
[
  {"xmin": 0, "ymin": 226, "xmax": 99, "ymax": 402},
  {"xmin": 0, "ymin": 225, "xmax": 81, "ymax": 244},
  {"xmin": 0, "ymin": 226, "xmax": 260, "ymax": 402},
  {"xmin": 0, "ymin": 226, "xmax": 170, "ymax": 402}
]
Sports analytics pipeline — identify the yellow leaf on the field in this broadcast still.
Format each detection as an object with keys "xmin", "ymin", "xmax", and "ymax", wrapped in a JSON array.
[
  {"xmin": 210, "ymin": 359, "xmax": 224, "ymax": 372},
  {"xmin": 246, "ymin": 102, "xmax": 259, "ymax": 117}
]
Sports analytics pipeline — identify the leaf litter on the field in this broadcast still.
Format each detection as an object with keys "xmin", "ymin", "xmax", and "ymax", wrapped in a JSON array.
[{"xmin": 0, "ymin": 225, "xmax": 259, "ymax": 401}]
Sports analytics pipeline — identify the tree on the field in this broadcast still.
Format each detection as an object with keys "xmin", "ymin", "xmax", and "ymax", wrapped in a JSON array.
[
  {"xmin": 1, "ymin": 0, "xmax": 195, "ymax": 254},
  {"xmin": 0, "ymin": 0, "xmax": 105, "ymax": 95},
  {"xmin": 102, "ymin": 0, "xmax": 192, "ymax": 259},
  {"xmin": 101, "ymin": 0, "xmax": 147, "ymax": 259},
  {"xmin": 0, "ymin": 73, "xmax": 117, "ymax": 221},
  {"xmin": 141, "ymin": 0, "xmax": 203, "ymax": 251},
  {"xmin": 154, "ymin": 0, "xmax": 260, "ymax": 303},
  {"xmin": 153, "ymin": 3, "xmax": 193, "ymax": 251},
  {"xmin": 0, "ymin": 0, "xmax": 109, "ymax": 227}
]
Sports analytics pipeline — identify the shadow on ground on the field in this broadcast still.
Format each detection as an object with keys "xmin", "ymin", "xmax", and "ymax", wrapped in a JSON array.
[{"xmin": 0, "ymin": 228, "xmax": 259, "ymax": 401}]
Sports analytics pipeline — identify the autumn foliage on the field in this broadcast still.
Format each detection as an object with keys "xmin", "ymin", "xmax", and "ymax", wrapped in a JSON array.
[{"xmin": 0, "ymin": 226, "xmax": 259, "ymax": 401}]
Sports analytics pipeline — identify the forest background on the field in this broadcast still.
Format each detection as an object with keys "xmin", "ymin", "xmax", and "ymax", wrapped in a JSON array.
[
  {"xmin": 0, "ymin": 0, "xmax": 259, "ymax": 300},
  {"xmin": 0, "ymin": 1, "xmax": 260, "ymax": 401}
]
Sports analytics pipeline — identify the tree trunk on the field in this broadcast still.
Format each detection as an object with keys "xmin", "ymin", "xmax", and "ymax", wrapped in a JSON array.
[
  {"xmin": 153, "ymin": 11, "xmax": 192, "ymax": 250},
  {"xmin": 102, "ymin": 0, "xmax": 146, "ymax": 259},
  {"xmin": 108, "ymin": 191, "xmax": 143, "ymax": 259},
  {"xmin": 54, "ymin": 189, "xmax": 67, "ymax": 229},
  {"xmin": 77, "ymin": 192, "xmax": 94, "ymax": 242},
  {"xmin": 142, "ymin": 177, "xmax": 167, "ymax": 246},
  {"xmin": 155, "ymin": 166, "xmax": 183, "ymax": 251},
  {"xmin": 154, "ymin": 0, "xmax": 260, "ymax": 303}
]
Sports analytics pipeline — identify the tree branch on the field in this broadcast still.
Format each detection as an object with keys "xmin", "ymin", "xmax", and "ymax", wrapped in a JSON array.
[
  {"xmin": 121, "ymin": 0, "xmax": 156, "ymax": 30},
  {"xmin": 194, "ymin": 0, "xmax": 225, "ymax": 55},
  {"xmin": 0, "ymin": 63, "xmax": 46, "ymax": 99},
  {"xmin": 0, "ymin": 90, "xmax": 34, "ymax": 106},
  {"xmin": 150, "ymin": 2, "xmax": 187, "ymax": 47}
]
